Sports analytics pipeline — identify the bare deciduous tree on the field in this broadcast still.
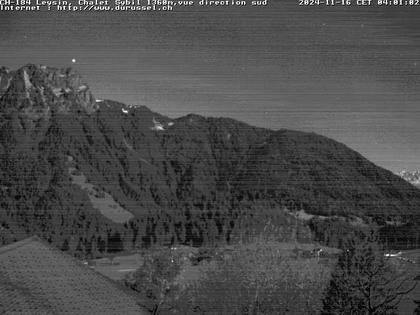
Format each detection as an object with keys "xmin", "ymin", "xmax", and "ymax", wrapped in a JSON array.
[{"xmin": 322, "ymin": 233, "xmax": 417, "ymax": 315}]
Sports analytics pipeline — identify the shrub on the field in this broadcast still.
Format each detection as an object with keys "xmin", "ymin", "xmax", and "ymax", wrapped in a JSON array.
[{"xmin": 173, "ymin": 237, "xmax": 332, "ymax": 314}]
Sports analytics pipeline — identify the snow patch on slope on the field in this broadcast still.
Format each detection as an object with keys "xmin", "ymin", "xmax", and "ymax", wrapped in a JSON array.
[
  {"xmin": 150, "ymin": 117, "xmax": 165, "ymax": 131},
  {"xmin": 52, "ymin": 88, "xmax": 63, "ymax": 97},
  {"xmin": 23, "ymin": 70, "xmax": 33, "ymax": 90},
  {"xmin": 398, "ymin": 170, "xmax": 420, "ymax": 186},
  {"xmin": 77, "ymin": 85, "xmax": 87, "ymax": 92},
  {"xmin": 123, "ymin": 138, "xmax": 133, "ymax": 150}
]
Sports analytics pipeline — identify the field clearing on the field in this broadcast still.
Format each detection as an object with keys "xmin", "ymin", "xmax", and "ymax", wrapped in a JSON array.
[
  {"xmin": 68, "ymin": 164, "xmax": 134, "ymax": 223},
  {"xmin": 90, "ymin": 253, "xmax": 144, "ymax": 281},
  {"xmin": 90, "ymin": 242, "xmax": 339, "ymax": 283}
]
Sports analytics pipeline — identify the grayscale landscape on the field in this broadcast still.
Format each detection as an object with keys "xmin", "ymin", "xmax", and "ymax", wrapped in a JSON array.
[{"xmin": 1, "ymin": 2, "xmax": 420, "ymax": 314}]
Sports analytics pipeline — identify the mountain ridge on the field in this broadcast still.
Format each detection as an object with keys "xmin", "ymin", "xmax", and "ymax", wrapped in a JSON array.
[{"xmin": 1, "ymin": 64, "xmax": 420, "ymax": 254}]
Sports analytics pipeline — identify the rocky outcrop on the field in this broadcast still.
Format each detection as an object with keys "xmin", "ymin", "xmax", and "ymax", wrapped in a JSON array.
[
  {"xmin": 0, "ymin": 67, "xmax": 13, "ymax": 97},
  {"xmin": 0, "ymin": 64, "xmax": 97, "ymax": 118}
]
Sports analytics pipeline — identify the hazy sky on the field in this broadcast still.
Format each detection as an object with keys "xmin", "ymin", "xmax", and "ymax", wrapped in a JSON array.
[{"xmin": 1, "ymin": 2, "xmax": 420, "ymax": 172}]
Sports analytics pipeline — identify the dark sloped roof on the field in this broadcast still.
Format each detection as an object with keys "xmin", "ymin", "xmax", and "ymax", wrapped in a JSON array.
[{"xmin": 0, "ymin": 236, "xmax": 146, "ymax": 315}]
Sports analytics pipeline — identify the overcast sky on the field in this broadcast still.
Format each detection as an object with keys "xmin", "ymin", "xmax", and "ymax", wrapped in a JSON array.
[{"xmin": 1, "ymin": 2, "xmax": 420, "ymax": 172}]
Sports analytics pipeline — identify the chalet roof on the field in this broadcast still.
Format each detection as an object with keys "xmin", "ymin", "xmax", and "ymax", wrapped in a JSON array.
[{"xmin": 0, "ymin": 236, "xmax": 146, "ymax": 314}]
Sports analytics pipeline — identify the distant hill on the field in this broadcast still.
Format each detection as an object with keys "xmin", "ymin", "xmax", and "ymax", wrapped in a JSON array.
[{"xmin": 1, "ymin": 64, "xmax": 420, "ymax": 254}]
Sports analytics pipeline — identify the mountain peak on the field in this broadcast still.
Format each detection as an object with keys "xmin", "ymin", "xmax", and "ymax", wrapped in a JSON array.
[{"xmin": 0, "ymin": 64, "xmax": 98, "ymax": 117}]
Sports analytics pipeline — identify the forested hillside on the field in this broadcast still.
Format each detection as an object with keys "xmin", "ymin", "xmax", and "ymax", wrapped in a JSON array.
[{"xmin": 1, "ymin": 64, "xmax": 420, "ymax": 256}]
